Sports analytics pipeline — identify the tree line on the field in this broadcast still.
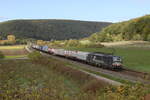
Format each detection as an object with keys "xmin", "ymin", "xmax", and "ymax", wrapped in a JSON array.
[{"xmin": 0, "ymin": 19, "xmax": 111, "ymax": 40}]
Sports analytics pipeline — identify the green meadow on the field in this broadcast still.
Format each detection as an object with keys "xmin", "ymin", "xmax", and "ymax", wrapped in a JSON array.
[
  {"xmin": 0, "ymin": 45, "xmax": 28, "ymax": 59},
  {"xmin": 0, "ymin": 45, "xmax": 26, "ymax": 50},
  {"xmin": 65, "ymin": 46, "xmax": 150, "ymax": 73}
]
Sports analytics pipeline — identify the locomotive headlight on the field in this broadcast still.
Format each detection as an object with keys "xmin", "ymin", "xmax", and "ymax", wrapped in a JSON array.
[{"xmin": 112, "ymin": 62, "xmax": 121, "ymax": 66}]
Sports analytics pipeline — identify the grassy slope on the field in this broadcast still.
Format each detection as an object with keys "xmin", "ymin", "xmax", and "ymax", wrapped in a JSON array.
[
  {"xmin": 65, "ymin": 46, "xmax": 150, "ymax": 73},
  {"xmin": 0, "ymin": 60, "xmax": 80, "ymax": 99},
  {"xmin": 0, "ymin": 57, "xmax": 110, "ymax": 100}
]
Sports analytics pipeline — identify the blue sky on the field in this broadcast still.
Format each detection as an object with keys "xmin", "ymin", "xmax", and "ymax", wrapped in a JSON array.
[{"xmin": 0, "ymin": 0, "xmax": 149, "ymax": 22}]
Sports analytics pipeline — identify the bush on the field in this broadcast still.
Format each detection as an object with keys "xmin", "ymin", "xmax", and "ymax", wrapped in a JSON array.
[
  {"xmin": 147, "ymin": 34, "xmax": 150, "ymax": 41},
  {"xmin": 79, "ymin": 43, "xmax": 104, "ymax": 48},
  {"xmin": 112, "ymin": 33, "xmax": 124, "ymax": 41},
  {"xmin": 16, "ymin": 39, "xmax": 28, "ymax": 44},
  {"xmin": 89, "ymin": 33, "xmax": 99, "ymax": 42},
  {"xmin": 0, "ymin": 51, "xmax": 5, "ymax": 59},
  {"xmin": 28, "ymin": 51, "xmax": 42, "ymax": 62},
  {"xmin": 103, "ymin": 83, "xmax": 150, "ymax": 100},
  {"xmin": 3, "ymin": 41, "xmax": 14, "ymax": 45},
  {"xmin": 133, "ymin": 34, "xmax": 143, "ymax": 40},
  {"xmin": 82, "ymin": 79, "xmax": 107, "ymax": 93},
  {"xmin": 92, "ymin": 33, "xmax": 113, "ymax": 42},
  {"xmin": 51, "ymin": 40, "xmax": 65, "ymax": 47},
  {"xmin": 65, "ymin": 39, "xmax": 80, "ymax": 47}
]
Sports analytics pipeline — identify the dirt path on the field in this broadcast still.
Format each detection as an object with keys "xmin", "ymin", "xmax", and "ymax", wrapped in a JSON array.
[{"xmin": 80, "ymin": 70, "xmax": 122, "ymax": 86}]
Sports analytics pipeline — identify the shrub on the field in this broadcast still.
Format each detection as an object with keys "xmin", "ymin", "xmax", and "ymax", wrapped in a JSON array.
[
  {"xmin": 104, "ymin": 83, "xmax": 150, "ymax": 100},
  {"xmin": 28, "ymin": 51, "xmax": 42, "ymax": 62},
  {"xmin": 92, "ymin": 33, "xmax": 113, "ymax": 42},
  {"xmin": 89, "ymin": 33, "xmax": 99, "ymax": 42},
  {"xmin": 82, "ymin": 79, "xmax": 107, "ymax": 93},
  {"xmin": 65, "ymin": 39, "xmax": 80, "ymax": 47},
  {"xmin": 79, "ymin": 43, "xmax": 104, "ymax": 48},
  {"xmin": 147, "ymin": 34, "xmax": 150, "ymax": 41},
  {"xmin": 133, "ymin": 34, "xmax": 143, "ymax": 40},
  {"xmin": 51, "ymin": 40, "xmax": 65, "ymax": 47},
  {"xmin": 92, "ymin": 33, "xmax": 106, "ymax": 42},
  {"xmin": 112, "ymin": 33, "xmax": 124, "ymax": 41},
  {"xmin": 0, "ymin": 51, "xmax": 5, "ymax": 59},
  {"xmin": 3, "ymin": 41, "xmax": 14, "ymax": 45}
]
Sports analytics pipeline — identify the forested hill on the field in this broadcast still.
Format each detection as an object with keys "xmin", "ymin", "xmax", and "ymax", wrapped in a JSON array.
[
  {"xmin": 89, "ymin": 15, "xmax": 150, "ymax": 42},
  {"xmin": 0, "ymin": 19, "xmax": 111, "ymax": 40}
]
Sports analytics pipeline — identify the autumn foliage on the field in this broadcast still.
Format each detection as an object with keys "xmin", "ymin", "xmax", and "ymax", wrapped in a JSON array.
[{"xmin": 0, "ymin": 35, "xmax": 16, "ymax": 45}]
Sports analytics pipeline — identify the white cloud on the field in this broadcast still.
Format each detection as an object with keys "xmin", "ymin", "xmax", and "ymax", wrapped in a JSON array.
[
  {"xmin": 0, "ymin": 16, "xmax": 8, "ymax": 19},
  {"xmin": 0, "ymin": 16, "xmax": 4, "ymax": 18}
]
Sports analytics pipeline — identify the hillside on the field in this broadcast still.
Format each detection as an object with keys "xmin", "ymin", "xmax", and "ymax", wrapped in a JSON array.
[
  {"xmin": 89, "ymin": 15, "xmax": 150, "ymax": 42},
  {"xmin": 0, "ymin": 19, "xmax": 111, "ymax": 40}
]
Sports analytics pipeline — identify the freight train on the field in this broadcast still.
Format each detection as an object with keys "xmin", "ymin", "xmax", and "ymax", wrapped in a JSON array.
[{"xmin": 32, "ymin": 45, "xmax": 123, "ymax": 70}]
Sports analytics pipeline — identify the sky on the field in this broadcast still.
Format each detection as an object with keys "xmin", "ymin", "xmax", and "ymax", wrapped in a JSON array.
[{"xmin": 0, "ymin": 0, "xmax": 150, "ymax": 22}]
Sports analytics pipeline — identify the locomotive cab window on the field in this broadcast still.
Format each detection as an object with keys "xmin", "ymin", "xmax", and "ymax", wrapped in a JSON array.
[{"xmin": 113, "ymin": 57, "xmax": 122, "ymax": 62}]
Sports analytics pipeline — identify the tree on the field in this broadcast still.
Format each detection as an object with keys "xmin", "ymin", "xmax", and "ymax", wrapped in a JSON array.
[
  {"xmin": 147, "ymin": 34, "xmax": 150, "ymax": 41},
  {"xmin": 7, "ymin": 35, "xmax": 15, "ymax": 41},
  {"xmin": 7, "ymin": 35, "xmax": 16, "ymax": 44},
  {"xmin": 133, "ymin": 34, "xmax": 142, "ymax": 40},
  {"xmin": 143, "ymin": 26, "xmax": 150, "ymax": 41}
]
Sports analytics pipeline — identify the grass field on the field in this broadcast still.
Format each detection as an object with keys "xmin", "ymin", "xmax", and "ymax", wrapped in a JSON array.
[
  {"xmin": 0, "ymin": 49, "xmax": 28, "ymax": 56},
  {"xmin": 0, "ymin": 45, "xmax": 26, "ymax": 50},
  {"xmin": 65, "ymin": 46, "xmax": 150, "ymax": 73},
  {"xmin": 0, "ymin": 45, "xmax": 28, "ymax": 58}
]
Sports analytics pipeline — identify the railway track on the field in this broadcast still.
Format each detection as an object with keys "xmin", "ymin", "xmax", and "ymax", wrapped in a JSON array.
[
  {"xmin": 121, "ymin": 68, "xmax": 150, "ymax": 80},
  {"xmin": 31, "ymin": 47, "xmax": 150, "ymax": 84},
  {"xmin": 47, "ymin": 54, "xmax": 150, "ymax": 84}
]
